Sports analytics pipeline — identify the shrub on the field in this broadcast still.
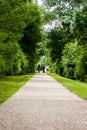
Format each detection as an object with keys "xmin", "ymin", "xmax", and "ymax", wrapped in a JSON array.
[{"xmin": 0, "ymin": 42, "xmax": 28, "ymax": 75}]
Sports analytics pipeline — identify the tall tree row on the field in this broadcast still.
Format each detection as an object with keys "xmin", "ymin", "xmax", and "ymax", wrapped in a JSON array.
[
  {"xmin": 0, "ymin": 0, "xmax": 43, "ymax": 75},
  {"xmin": 45, "ymin": 0, "xmax": 87, "ymax": 81}
]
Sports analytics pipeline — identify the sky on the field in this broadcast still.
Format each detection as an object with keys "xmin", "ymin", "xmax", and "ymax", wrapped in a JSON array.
[
  {"xmin": 33, "ymin": 0, "xmax": 62, "ymax": 31},
  {"xmin": 33, "ymin": 0, "xmax": 44, "ymax": 6},
  {"xmin": 37, "ymin": 0, "xmax": 43, "ymax": 5}
]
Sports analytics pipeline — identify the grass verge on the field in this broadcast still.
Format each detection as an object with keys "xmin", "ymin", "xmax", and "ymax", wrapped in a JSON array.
[
  {"xmin": 47, "ymin": 72, "xmax": 87, "ymax": 100},
  {"xmin": 0, "ymin": 74, "xmax": 34, "ymax": 104}
]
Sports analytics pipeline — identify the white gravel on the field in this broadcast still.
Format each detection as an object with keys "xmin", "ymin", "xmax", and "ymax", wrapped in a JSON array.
[{"xmin": 0, "ymin": 73, "xmax": 87, "ymax": 130}]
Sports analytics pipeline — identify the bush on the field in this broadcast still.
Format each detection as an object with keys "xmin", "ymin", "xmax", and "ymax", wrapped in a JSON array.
[
  {"xmin": 74, "ymin": 45, "xmax": 87, "ymax": 81},
  {"xmin": 0, "ymin": 55, "xmax": 6, "ymax": 75},
  {"xmin": 61, "ymin": 41, "xmax": 77, "ymax": 79},
  {"xmin": 0, "ymin": 42, "xmax": 28, "ymax": 75}
]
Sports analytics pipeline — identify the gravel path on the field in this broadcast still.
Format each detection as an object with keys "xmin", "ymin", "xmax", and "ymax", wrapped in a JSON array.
[{"xmin": 0, "ymin": 73, "xmax": 87, "ymax": 130}]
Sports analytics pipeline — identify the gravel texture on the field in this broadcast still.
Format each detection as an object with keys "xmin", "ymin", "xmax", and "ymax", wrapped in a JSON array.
[{"xmin": 0, "ymin": 73, "xmax": 87, "ymax": 130}]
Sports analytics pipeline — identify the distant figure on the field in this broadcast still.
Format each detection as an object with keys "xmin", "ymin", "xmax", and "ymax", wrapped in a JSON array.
[
  {"xmin": 42, "ymin": 65, "xmax": 45, "ymax": 73},
  {"xmin": 37, "ymin": 64, "xmax": 41, "ymax": 73}
]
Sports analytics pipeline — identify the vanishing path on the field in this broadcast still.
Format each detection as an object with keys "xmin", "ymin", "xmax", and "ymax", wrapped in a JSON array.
[{"xmin": 0, "ymin": 73, "xmax": 87, "ymax": 130}]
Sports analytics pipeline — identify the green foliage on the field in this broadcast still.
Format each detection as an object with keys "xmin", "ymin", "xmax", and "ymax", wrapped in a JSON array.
[
  {"xmin": 0, "ymin": 55, "xmax": 6, "ymax": 75},
  {"xmin": 20, "ymin": 4, "xmax": 44, "ymax": 72},
  {"xmin": 47, "ymin": 0, "xmax": 83, "ymax": 6},
  {"xmin": 0, "ymin": 1, "xmax": 43, "ymax": 75},
  {"xmin": 0, "ymin": 31, "xmax": 8, "ymax": 42},
  {"xmin": 0, "ymin": 0, "xmax": 86, "ymax": 82},
  {"xmin": 73, "ymin": 5, "xmax": 87, "ymax": 45},
  {"xmin": 37, "ymin": 42, "xmax": 46, "ymax": 56},
  {"xmin": 0, "ymin": 1, "xmax": 30, "ymax": 76},
  {"xmin": 45, "ymin": 0, "xmax": 87, "ymax": 82},
  {"xmin": 47, "ymin": 0, "xmax": 58, "ymax": 6},
  {"xmin": 74, "ymin": 45, "xmax": 87, "ymax": 81},
  {"xmin": 61, "ymin": 41, "xmax": 77, "ymax": 78},
  {"xmin": 61, "ymin": 41, "xmax": 87, "ymax": 81},
  {"xmin": 47, "ymin": 28, "xmax": 66, "ymax": 62},
  {"xmin": 0, "ymin": 42, "xmax": 28, "ymax": 75},
  {"xmin": 47, "ymin": 27, "xmax": 68, "ymax": 74},
  {"xmin": 71, "ymin": 5, "xmax": 87, "ymax": 81},
  {"xmin": 0, "ymin": 2, "xmax": 30, "ymax": 41}
]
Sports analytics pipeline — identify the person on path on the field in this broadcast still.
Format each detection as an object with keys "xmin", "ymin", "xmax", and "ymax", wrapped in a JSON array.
[
  {"xmin": 42, "ymin": 65, "xmax": 45, "ymax": 73},
  {"xmin": 37, "ymin": 64, "xmax": 41, "ymax": 73}
]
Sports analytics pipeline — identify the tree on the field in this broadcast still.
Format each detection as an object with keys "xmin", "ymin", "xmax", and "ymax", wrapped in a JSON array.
[
  {"xmin": 72, "ymin": 5, "xmax": 87, "ymax": 81},
  {"xmin": 0, "ymin": 1, "xmax": 43, "ymax": 75},
  {"xmin": 73, "ymin": 45, "xmax": 87, "ymax": 81},
  {"xmin": 0, "ymin": 1, "xmax": 30, "ymax": 75},
  {"xmin": 19, "ymin": 4, "xmax": 44, "ymax": 72},
  {"xmin": 61, "ymin": 41, "xmax": 77, "ymax": 78},
  {"xmin": 73, "ymin": 5, "xmax": 87, "ymax": 45},
  {"xmin": 47, "ymin": 27, "xmax": 67, "ymax": 74},
  {"xmin": 0, "ymin": 42, "xmax": 28, "ymax": 75}
]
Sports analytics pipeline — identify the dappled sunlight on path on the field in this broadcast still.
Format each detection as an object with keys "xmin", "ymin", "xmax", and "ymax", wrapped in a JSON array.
[{"xmin": 0, "ymin": 73, "xmax": 87, "ymax": 130}]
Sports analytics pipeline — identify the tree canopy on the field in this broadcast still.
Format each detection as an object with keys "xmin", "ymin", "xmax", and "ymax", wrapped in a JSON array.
[
  {"xmin": 0, "ymin": 0, "xmax": 43, "ymax": 75},
  {"xmin": 0, "ymin": 0, "xmax": 87, "ymax": 81},
  {"xmin": 44, "ymin": 0, "xmax": 87, "ymax": 81}
]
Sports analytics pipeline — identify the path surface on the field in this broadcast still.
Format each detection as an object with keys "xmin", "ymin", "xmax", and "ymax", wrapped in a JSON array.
[{"xmin": 0, "ymin": 73, "xmax": 87, "ymax": 130}]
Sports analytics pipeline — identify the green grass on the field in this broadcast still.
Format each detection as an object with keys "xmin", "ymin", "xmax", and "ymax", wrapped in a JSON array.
[
  {"xmin": 0, "ymin": 74, "xmax": 34, "ymax": 104},
  {"xmin": 47, "ymin": 72, "xmax": 87, "ymax": 100}
]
